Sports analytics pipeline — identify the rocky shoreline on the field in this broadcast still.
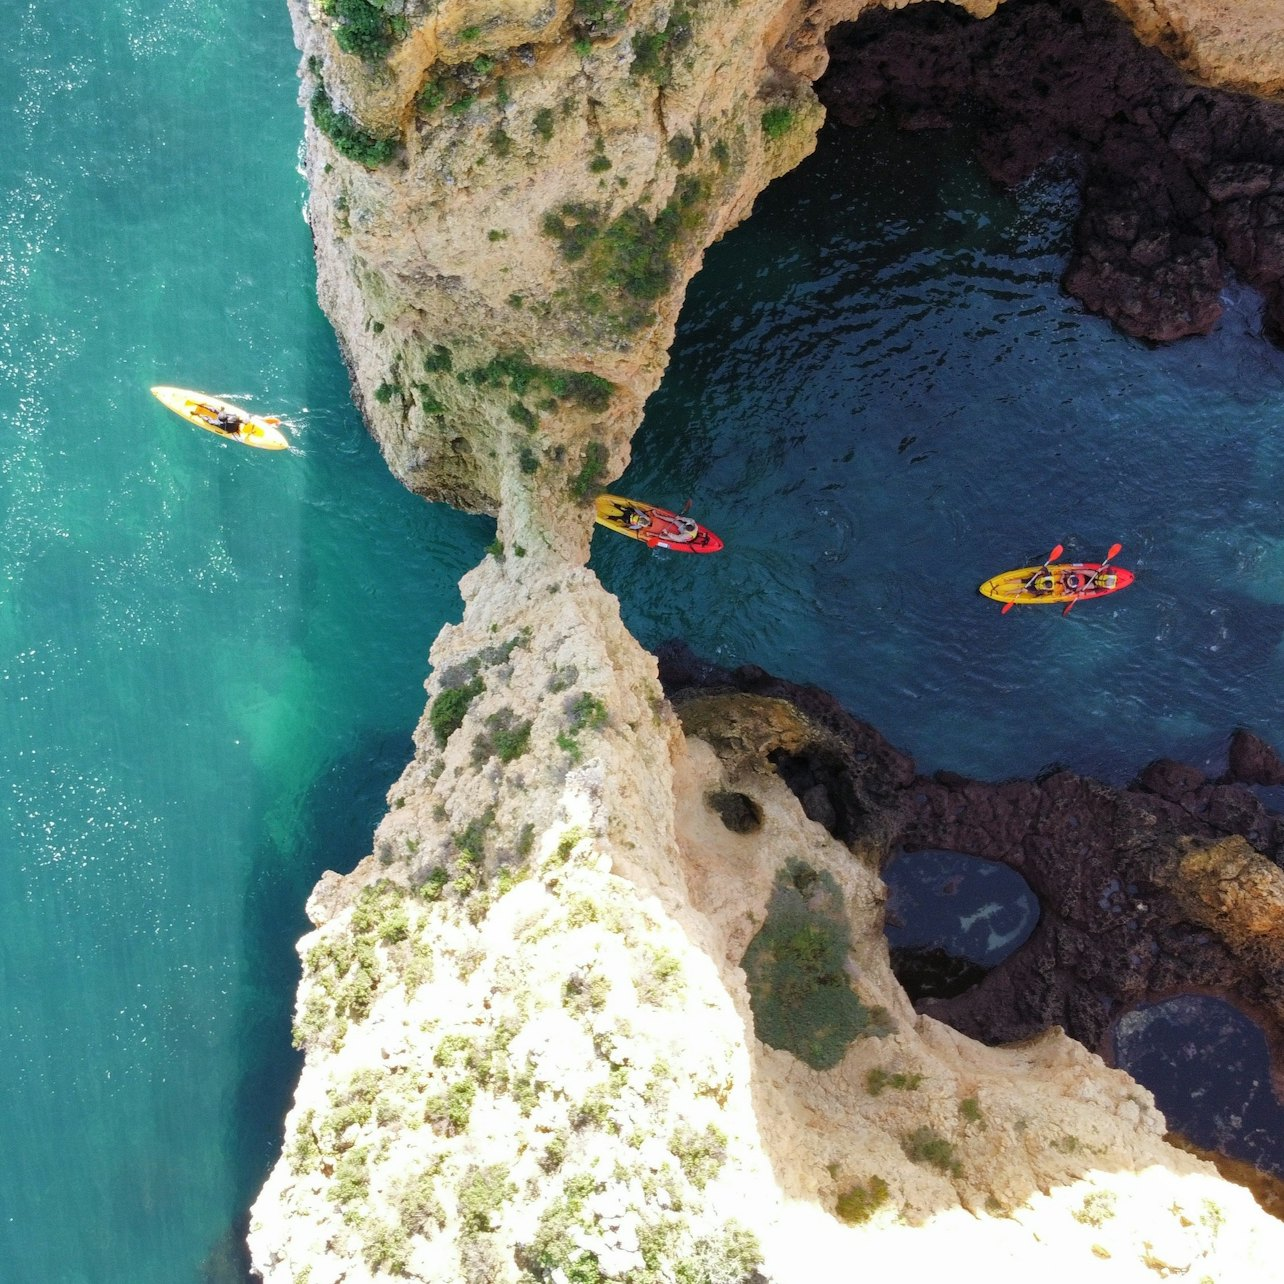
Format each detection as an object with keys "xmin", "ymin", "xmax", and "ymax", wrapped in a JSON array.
[
  {"xmin": 658, "ymin": 641, "xmax": 1284, "ymax": 1104},
  {"xmin": 820, "ymin": 0, "xmax": 1284, "ymax": 344},
  {"xmin": 249, "ymin": 2, "xmax": 1284, "ymax": 1278}
]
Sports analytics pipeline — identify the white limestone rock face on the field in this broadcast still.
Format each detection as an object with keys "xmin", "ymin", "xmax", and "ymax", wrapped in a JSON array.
[
  {"xmin": 251, "ymin": 0, "xmax": 1284, "ymax": 1281},
  {"xmin": 249, "ymin": 560, "xmax": 1284, "ymax": 1283},
  {"xmin": 249, "ymin": 558, "xmax": 779, "ymax": 1283}
]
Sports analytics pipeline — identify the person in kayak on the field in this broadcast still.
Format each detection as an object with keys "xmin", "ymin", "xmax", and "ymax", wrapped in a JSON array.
[{"xmin": 214, "ymin": 410, "xmax": 242, "ymax": 435}]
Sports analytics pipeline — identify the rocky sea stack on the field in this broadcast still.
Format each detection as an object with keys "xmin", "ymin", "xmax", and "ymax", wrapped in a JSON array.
[{"xmin": 249, "ymin": 3, "xmax": 1284, "ymax": 1281}]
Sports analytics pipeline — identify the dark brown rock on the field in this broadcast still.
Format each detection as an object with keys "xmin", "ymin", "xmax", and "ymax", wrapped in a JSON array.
[
  {"xmin": 659, "ymin": 643, "xmax": 1284, "ymax": 1092},
  {"xmin": 819, "ymin": 0, "xmax": 1284, "ymax": 347},
  {"xmin": 1227, "ymin": 726, "xmax": 1284, "ymax": 786}
]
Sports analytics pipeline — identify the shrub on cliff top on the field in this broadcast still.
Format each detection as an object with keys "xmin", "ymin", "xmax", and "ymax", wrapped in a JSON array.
[
  {"xmin": 741, "ymin": 860, "xmax": 889, "ymax": 1069},
  {"xmin": 457, "ymin": 1164, "xmax": 516, "ymax": 1235},
  {"xmin": 322, "ymin": 0, "xmax": 402, "ymax": 61}
]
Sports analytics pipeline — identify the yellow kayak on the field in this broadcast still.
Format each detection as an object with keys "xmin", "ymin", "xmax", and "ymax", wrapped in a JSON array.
[
  {"xmin": 150, "ymin": 386, "xmax": 289, "ymax": 451},
  {"xmin": 594, "ymin": 494, "xmax": 723, "ymax": 553},
  {"xmin": 979, "ymin": 562, "xmax": 1134, "ymax": 605}
]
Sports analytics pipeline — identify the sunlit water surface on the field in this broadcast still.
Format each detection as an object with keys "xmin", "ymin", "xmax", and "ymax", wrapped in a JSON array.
[{"xmin": 1, "ymin": 7, "xmax": 488, "ymax": 1281}]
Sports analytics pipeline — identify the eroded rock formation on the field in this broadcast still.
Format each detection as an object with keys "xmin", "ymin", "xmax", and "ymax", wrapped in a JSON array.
[
  {"xmin": 249, "ymin": 2, "xmax": 1284, "ymax": 1281},
  {"xmin": 658, "ymin": 645, "xmax": 1284, "ymax": 1094},
  {"xmin": 821, "ymin": 0, "xmax": 1284, "ymax": 343}
]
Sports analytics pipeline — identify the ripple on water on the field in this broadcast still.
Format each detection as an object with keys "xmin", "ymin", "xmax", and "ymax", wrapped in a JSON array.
[{"xmin": 608, "ymin": 118, "xmax": 1284, "ymax": 785}]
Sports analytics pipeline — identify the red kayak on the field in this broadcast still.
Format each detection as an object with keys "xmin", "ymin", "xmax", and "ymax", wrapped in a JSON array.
[{"xmin": 594, "ymin": 494, "xmax": 724, "ymax": 553}]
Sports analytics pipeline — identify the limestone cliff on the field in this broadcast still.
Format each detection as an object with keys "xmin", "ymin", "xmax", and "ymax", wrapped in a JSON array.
[{"xmin": 249, "ymin": 2, "xmax": 1284, "ymax": 1281}]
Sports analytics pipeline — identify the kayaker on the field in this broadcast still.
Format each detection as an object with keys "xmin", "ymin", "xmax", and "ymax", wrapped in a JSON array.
[
  {"xmin": 667, "ymin": 514, "xmax": 699, "ymax": 543},
  {"xmin": 214, "ymin": 410, "xmax": 242, "ymax": 435}
]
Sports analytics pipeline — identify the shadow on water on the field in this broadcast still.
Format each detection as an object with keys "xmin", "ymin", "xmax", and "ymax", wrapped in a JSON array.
[{"xmin": 204, "ymin": 726, "xmax": 416, "ymax": 1282}]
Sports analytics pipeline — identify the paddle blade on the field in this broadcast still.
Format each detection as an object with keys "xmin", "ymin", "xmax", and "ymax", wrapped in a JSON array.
[
  {"xmin": 1104, "ymin": 542, "xmax": 1122, "ymax": 563},
  {"xmin": 1001, "ymin": 601, "xmax": 1014, "ymax": 615},
  {"xmin": 1047, "ymin": 543, "xmax": 1064, "ymax": 563},
  {"xmin": 1062, "ymin": 598, "xmax": 1076, "ymax": 616}
]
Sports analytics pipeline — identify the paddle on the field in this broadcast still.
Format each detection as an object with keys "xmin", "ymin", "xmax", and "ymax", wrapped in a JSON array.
[
  {"xmin": 1062, "ymin": 542, "xmax": 1123, "ymax": 616},
  {"xmin": 1001, "ymin": 543, "xmax": 1063, "ymax": 614}
]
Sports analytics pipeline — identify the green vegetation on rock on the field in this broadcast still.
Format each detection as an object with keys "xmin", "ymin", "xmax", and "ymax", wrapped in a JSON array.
[
  {"xmin": 416, "ymin": 52, "xmax": 508, "ymax": 119},
  {"xmin": 423, "ymin": 343, "xmax": 453, "ymax": 373},
  {"xmin": 761, "ymin": 105, "xmax": 796, "ymax": 140},
  {"xmin": 472, "ymin": 707, "xmax": 532, "ymax": 765},
  {"xmin": 430, "ymin": 675, "xmax": 483, "ymax": 747},
  {"xmin": 460, "ymin": 350, "xmax": 614, "ymax": 412},
  {"xmin": 321, "ymin": 0, "xmax": 405, "ymax": 62},
  {"xmin": 667, "ymin": 133, "xmax": 695, "ymax": 167},
  {"xmin": 866, "ymin": 1066, "xmax": 922, "ymax": 1096},
  {"xmin": 568, "ymin": 442, "xmax": 608, "ymax": 501},
  {"xmin": 542, "ymin": 175, "xmax": 711, "ymax": 330},
  {"xmin": 835, "ymin": 1175, "xmax": 889, "ymax": 1224},
  {"xmin": 571, "ymin": 0, "xmax": 630, "ymax": 43},
  {"xmin": 741, "ymin": 860, "xmax": 891, "ymax": 1069},
  {"xmin": 901, "ymin": 1126, "xmax": 963, "ymax": 1177},
  {"xmin": 310, "ymin": 85, "xmax": 398, "ymax": 167},
  {"xmin": 458, "ymin": 1163, "xmax": 516, "ymax": 1235},
  {"xmin": 294, "ymin": 880, "xmax": 423, "ymax": 1049},
  {"xmin": 669, "ymin": 1123, "xmax": 727, "ymax": 1191},
  {"xmin": 630, "ymin": 10, "xmax": 693, "ymax": 87}
]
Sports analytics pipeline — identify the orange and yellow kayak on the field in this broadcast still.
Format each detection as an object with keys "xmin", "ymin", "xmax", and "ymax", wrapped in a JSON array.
[
  {"xmin": 150, "ymin": 386, "xmax": 289, "ymax": 451},
  {"xmin": 594, "ymin": 494, "xmax": 723, "ymax": 553},
  {"xmin": 980, "ymin": 562, "xmax": 1135, "ymax": 605},
  {"xmin": 980, "ymin": 553, "xmax": 1133, "ymax": 610}
]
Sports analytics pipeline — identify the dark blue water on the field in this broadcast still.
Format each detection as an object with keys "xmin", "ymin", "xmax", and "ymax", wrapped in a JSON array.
[
  {"xmin": 599, "ymin": 119, "xmax": 1284, "ymax": 786},
  {"xmin": 597, "ymin": 116, "xmax": 1284, "ymax": 1179},
  {"xmin": 883, "ymin": 849, "xmax": 1039, "ymax": 965},
  {"xmin": 1114, "ymin": 995, "xmax": 1284, "ymax": 1179}
]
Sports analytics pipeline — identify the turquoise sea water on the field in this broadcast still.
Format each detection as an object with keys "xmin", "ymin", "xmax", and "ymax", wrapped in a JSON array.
[
  {"xmin": 6, "ymin": 8, "xmax": 1284, "ymax": 1283},
  {"xmin": 1, "ymin": 6, "xmax": 488, "ymax": 1281}
]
